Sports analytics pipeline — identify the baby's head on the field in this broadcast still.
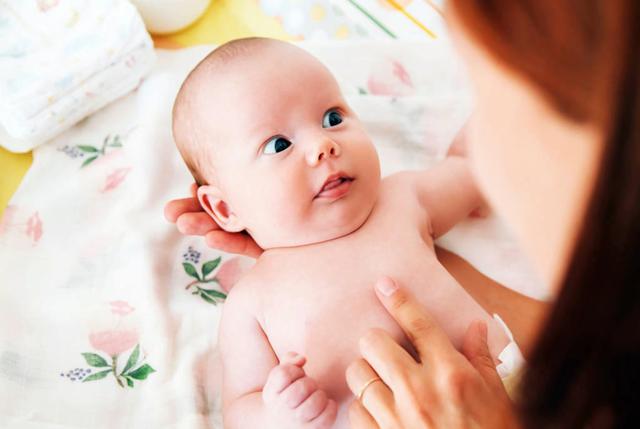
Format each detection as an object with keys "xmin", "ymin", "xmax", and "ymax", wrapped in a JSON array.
[{"xmin": 172, "ymin": 37, "xmax": 381, "ymax": 249}]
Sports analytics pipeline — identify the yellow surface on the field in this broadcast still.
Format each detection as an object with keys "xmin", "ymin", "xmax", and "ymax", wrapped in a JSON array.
[
  {"xmin": 0, "ymin": 0, "xmax": 289, "ymax": 219},
  {"xmin": 157, "ymin": 0, "xmax": 293, "ymax": 46},
  {"xmin": 0, "ymin": 148, "xmax": 32, "ymax": 216}
]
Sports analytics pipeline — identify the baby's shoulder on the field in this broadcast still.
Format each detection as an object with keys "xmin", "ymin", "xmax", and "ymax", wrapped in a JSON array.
[
  {"xmin": 222, "ymin": 268, "xmax": 263, "ymax": 315},
  {"xmin": 379, "ymin": 171, "xmax": 423, "ymax": 203}
]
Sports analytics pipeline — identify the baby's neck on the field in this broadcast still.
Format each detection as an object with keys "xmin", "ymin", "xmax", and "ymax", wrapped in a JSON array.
[{"xmin": 259, "ymin": 201, "xmax": 379, "ymax": 258}]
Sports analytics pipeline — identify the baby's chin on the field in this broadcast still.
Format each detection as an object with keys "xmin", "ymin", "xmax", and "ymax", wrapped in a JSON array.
[{"xmin": 255, "ymin": 205, "xmax": 374, "ymax": 251}]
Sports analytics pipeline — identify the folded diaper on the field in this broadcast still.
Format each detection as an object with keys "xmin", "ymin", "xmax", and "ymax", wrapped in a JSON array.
[{"xmin": 0, "ymin": 0, "xmax": 155, "ymax": 152}]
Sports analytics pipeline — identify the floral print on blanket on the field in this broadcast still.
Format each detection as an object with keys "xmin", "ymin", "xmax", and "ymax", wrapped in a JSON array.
[
  {"xmin": 366, "ymin": 59, "xmax": 415, "ymax": 96},
  {"xmin": 101, "ymin": 167, "xmax": 132, "ymax": 193},
  {"xmin": 58, "ymin": 134, "xmax": 123, "ymax": 168},
  {"xmin": 182, "ymin": 246, "xmax": 228, "ymax": 305},
  {"xmin": 60, "ymin": 300, "xmax": 156, "ymax": 388},
  {"xmin": 0, "ymin": 205, "xmax": 43, "ymax": 245}
]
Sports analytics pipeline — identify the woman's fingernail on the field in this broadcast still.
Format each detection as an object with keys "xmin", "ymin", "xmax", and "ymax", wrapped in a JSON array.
[{"xmin": 376, "ymin": 277, "xmax": 398, "ymax": 297}]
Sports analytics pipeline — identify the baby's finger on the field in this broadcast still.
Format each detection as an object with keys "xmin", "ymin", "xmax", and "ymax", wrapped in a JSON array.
[
  {"xmin": 374, "ymin": 276, "xmax": 456, "ymax": 364},
  {"xmin": 310, "ymin": 399, "xmax": 338, "ymax": 429},
  {"xmin": 164, "ymin": 197, "xmax": 202, "ymax": 223},
  {"xmin": 263, "ymin": 364, "xmax": 305, "ymax": 398},
  {"xmin": 177, "ymin": 212, "xmax": 219, "ymax": 235},
  {"xmin": 281, "ymin": 376, "xmax": 318, "ymax": 408},
  {"xmin": 295, "ymin": 389, "xmax": 328, "ymax": 422},
  {"xmin": 282, "ymin": 351, "xmax": 306, "ymax": 367}
]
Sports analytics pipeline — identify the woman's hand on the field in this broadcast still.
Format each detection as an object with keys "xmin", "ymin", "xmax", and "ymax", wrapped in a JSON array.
[
  {"xmin": 164, "ymin": 183, "xmax": 263, "ymax": 258},
  {"xmin": 346, "ymin": 277, "xmax": 519, "ymax": 429}
]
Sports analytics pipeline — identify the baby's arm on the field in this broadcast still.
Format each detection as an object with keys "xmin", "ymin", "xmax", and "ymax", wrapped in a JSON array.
[
  {"xmin": 414, "ymin": 156, "xmax": 484, "ymax": 238},
  {"xmin": 220, "ymin": 280, "xmax": 337, "ymax": 429}
]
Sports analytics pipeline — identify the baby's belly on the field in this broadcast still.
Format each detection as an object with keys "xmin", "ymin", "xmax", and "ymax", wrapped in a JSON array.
[
  {"xmin": 260, "ymin": 246, "xmax": 450, "ymax": 413},
  {"xmin": 264, "ymin": 282, "xmax": 409, "ymax": 429}
]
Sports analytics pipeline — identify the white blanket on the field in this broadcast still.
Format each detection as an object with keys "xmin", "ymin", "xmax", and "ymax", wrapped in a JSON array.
[
  {"xmin": 0, "ymin": 0, "xmax": 154, "ymax": 152},
  {"xmin": 0, "ymin": 41, "xmax": 540, "ymax": 428}
]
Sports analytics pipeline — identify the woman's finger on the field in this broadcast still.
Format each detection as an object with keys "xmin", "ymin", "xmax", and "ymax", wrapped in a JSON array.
[
  {"xmin": 374, "ymin": 276, "xmax": 456, "ymax": 363},
  {"xmin": 164, "ymin": 197, "xmax": 203, "ymax": 223},
  {"xmin": 349, "ymin": 400, "xmax": 379, "ymax": 429},
  {"xmin": 461, "ymin": 321, "xmax": 504, "ymax": 391},
  {"xmin": 357, "ymin": 328, "xmax": 418, "ymax": 392},
  {"xmin": 176, "ymin": 212, "xmax": 220, "ymax": 235},
  {"xmin": 204, "ymin": 230, "xmax": 263, "ymax": 258},
  {"xmin": 345, "ymin": 358, "xmax": 396, "ymax": 427}
]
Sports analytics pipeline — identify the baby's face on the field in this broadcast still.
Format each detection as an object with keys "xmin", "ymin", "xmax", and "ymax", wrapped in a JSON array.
[{"xmin": 197, "ymin": 45, "xmax": 381, "ymax": 249}]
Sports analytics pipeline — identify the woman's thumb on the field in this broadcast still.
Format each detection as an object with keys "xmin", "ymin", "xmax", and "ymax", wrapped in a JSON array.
[{"xmin": 461, "ymin": 321, "xmax": 503, "ymax": 389}]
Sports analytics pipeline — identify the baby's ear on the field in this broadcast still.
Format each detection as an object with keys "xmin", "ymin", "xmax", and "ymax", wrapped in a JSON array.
[{"xmin": 196, "ymin": 185, "xmax": 245, "ymax": 233}]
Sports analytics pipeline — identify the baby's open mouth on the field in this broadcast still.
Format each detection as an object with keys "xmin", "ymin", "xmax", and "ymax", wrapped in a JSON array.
[{"xmin": 315, "ymin": 173, "xmax": 354, "ymax": 199}]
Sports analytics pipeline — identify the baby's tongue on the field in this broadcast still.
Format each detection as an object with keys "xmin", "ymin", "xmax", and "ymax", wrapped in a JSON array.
[{"xmin": 322, "ymin": 178, "xmax": 343, "ymax": 191}]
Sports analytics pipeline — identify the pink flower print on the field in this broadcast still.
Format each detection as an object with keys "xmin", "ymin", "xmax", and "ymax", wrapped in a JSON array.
[
  {"xmin": 367, "ymin": 60, "xmax": 415, "ymax": 97},
  {"xmin": 216, "ymin": 257, "xmax": 253, "ymax": 293},
  {"xmin": 0, "ymin": 205, "xmax": 17, "ymax": 235},
  {"xmin": 109, "ymin": 301, "xmax": 135, "ymax": 316},
  {"xmin": 125, "ymin": 55, "xmax": 137, "ymax": 68},
  {"xmin": 25, "ymin": 212, "xmax": 43, "ymax": 243},
  {"xmin": 37, "ymin": 0, "xmax": 59, "ymax": 12},
  {"xmin": 89, "ymin": 329, "xmax": 139, "ymax": 357},
  {"xmin": 101, "ymin": 167, "xmax": 131, "ymax": 192}
]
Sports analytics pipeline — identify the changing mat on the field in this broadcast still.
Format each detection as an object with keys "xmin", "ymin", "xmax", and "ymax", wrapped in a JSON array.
[
  {"xmin": 0, "ymin": 0, "xmax": 155, "ymax": 153},
  {"xmin": 0, "ymin": 41, "xmax": 540, "ymax": 428}
]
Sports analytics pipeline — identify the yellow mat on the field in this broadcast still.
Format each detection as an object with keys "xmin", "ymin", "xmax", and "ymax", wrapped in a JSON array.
[{"xmin": 0, "ymin": 0, "xmax": 292, "ymax": 218}]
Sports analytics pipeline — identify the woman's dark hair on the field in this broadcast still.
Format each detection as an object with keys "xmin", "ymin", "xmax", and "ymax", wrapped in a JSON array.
[{"xmin": 449, "ymin": 1, "xmax": 640, "ymax": 427}]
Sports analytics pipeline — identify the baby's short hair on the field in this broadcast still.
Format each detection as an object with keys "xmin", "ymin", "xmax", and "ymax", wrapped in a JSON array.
[{"xmin": 172, "ymin": 37, "xmax": 283, "ymax": 186}]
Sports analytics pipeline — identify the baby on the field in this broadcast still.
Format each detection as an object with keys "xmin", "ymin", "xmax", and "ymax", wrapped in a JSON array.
[{"xmin": 172, "ymin": 38, "xmax": 510, "ymax": 429}]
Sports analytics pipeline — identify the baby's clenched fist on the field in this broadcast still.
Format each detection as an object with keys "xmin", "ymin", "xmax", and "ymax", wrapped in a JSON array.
[{"xmin": 263, "ymin": 352, "xmax": 337, "ymax": 429}]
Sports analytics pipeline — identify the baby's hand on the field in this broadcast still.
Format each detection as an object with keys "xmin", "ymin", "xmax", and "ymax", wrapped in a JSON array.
[{"xmin": 263, "ymin": 352, "xmax": 337, "ymax": 429}]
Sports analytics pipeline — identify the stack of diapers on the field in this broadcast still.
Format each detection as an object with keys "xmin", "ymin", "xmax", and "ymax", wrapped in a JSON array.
[{"xmin": 0, "ymin": 0, "xmax": 155, "ymax": 152}]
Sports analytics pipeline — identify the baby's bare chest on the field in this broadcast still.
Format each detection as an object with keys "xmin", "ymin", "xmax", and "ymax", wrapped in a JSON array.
[{"xmin": 255, "ymin": 210, "xmax": 454, "ymax": 402}]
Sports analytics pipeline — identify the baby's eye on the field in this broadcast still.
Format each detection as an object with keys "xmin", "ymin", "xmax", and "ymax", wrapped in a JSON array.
[
  {"xmin": 322, "ymin": 110, "xmax": 343, "ymax": 128},
  {"xmin": 263, "ymin": 136, "xmax": 292, "ymax": 155}
]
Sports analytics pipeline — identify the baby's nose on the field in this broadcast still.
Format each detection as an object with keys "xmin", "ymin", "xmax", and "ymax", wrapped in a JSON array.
[{"xmin": 307, "ymin": 138, "xmax": 341, "ymax": 166}]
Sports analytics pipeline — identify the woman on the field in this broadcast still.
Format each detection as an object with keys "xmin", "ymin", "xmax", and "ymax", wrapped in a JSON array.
[{"xmin": 165, "ymin": 0, "xmax": 640, "ymax": 426}]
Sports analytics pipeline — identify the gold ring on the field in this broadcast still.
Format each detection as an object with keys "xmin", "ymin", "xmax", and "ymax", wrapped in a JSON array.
[{"xmin": 357, "ymin": 377, "xmax": 382, "ymax": 401}]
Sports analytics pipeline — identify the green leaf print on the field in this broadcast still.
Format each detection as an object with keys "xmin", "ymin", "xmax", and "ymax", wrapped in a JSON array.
[
  {"xmin": 82, "ymin": 369, "xmax": 111, "ymax": 382},
  {"xmin": 82, "ymin": 352, "xmax": 110, "ymax": 367},
  {"xmin": 77, "ymin": 145, "xmax": 99, "ymax": 153},
  {"xmin": 126, "ymin": 377, "xmax": 134, "ymax": 388},
  {"xmin": 128, "ymin": 364, "xmax": 156, "ymax": 380},
  {"xmin": 200, "ymin": 293, "xmax": 217, "ymax": 305},
  {"xmin": 201, "ymin": 288, "xmax": 227, "ymax": 299},
  {"xmin": 109, "ymin": 136, "xmax": 123, "ymax": 147},
  {"xmin": 201, "ymin": 257, "xmax": 221, "ymax": 279},
  {"xmin": 121, "ymin": 344, "xmax": 139, "ymax": 376},
  {"xmin": 81, "ymin": 155, "xmax": 98, "ymax": 167},
  {"xmin": 183, "ymin": 262, "xmax": 200, "ymax": 281}
]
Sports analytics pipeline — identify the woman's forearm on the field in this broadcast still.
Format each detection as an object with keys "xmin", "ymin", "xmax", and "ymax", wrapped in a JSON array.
[{"xmin": 436, "ymin": 246, "xmax": 550, "ymax": 358}]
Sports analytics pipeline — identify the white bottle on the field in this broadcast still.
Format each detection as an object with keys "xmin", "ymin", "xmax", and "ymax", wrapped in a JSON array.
[{"xmin": 130, "ymin": 0, "xmax": 211, "ymax": 34}]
